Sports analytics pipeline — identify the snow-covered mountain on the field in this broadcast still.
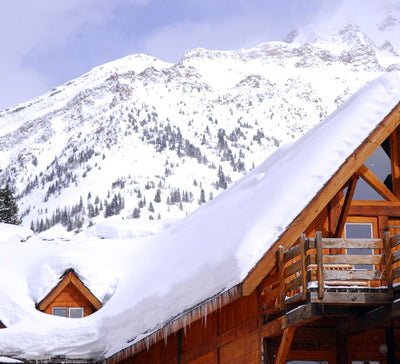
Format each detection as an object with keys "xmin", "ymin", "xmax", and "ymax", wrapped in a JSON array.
[{"xmin": 0, "ymin": 3, "xmax": 399, "ymax": 233}]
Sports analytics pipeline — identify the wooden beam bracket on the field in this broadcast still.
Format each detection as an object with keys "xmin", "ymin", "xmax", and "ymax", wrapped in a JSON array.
[
  {"xmin": 334, "ymin": 174, "xmax": 358, "ymax": 238},
  {"xmin": 358, "ymin": 164, "xmax": 399, "ymax": 202},
  {"xmin": 274, "ymin": 327, "xmax": 295, "ymax": 364}
]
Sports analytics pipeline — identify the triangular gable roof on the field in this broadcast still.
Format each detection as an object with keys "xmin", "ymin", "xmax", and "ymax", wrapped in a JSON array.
[
  {"xmin": 243, "ymin": 79, "xmax": 400, "ymax": 294},
  {"xmin": 36, "ymin": 269, "xmax": 102, "ymax": 311},
  {"xmin": 107, "ymin": 72, "xmax": 400, "ymax": 357}
]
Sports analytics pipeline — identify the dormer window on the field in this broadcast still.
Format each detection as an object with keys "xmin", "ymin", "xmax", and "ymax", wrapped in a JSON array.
[{"xmin": 36, "ymin": 269, "xmax": 101, "ymax": 318}]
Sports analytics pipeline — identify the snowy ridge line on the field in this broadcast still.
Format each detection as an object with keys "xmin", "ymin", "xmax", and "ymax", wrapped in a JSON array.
[{"xmin": 106, "ymin": 285, "xmax": 242, "ymax": 362}]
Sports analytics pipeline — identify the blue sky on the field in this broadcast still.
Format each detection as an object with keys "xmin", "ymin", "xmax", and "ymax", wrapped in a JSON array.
[{"xmin": 0, "ymin": 0, "xmax": 386, "ymax": 110}]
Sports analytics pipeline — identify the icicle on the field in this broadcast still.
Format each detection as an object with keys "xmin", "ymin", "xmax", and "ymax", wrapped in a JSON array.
[{"xmin": 109, "ymin": 284, "xmax": 242, "ymax": 363}]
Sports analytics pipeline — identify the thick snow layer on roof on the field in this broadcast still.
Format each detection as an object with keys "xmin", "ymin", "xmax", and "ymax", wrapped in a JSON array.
[
  {"xmin": 0, "ymin": 72, "xmax": 400, "ymax": 361},
  {"xmin": 0, "ymin": 223, "xmax": 33, "ymax": 244}
]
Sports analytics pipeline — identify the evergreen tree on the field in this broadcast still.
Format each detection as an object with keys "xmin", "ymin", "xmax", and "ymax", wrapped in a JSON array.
[
  {"xmin": 199, "ymin": 189, "xmax": 206, "ymax": 205},
  {"xmin": 132, "ymin": 208, "xmax": 141, "ymax": 219},
  {"xmin": 154, "ymin": 189, "xmax": 161, "ymax": 203},
  {"xmin": 148, "ymin": 202, "xmax": 155, "ymax": 213},
  {"xmin": 217, "ymin": 165, "xmax": 227, "ymax": 190},
  {"xmin": 0, "ymin": 185, "xmax": 21, "ymax": 224}
]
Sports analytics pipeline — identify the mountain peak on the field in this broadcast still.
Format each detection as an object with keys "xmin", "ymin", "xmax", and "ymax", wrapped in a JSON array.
[{"xmin": 0, "ymin": 5, "xmax": 399, "ymax": 234}]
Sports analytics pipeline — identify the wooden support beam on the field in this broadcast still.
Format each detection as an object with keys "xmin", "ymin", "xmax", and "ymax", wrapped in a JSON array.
[
  {"xmin": 300, "ymin": 234, "xmax": 308, "ymax": 301},
  {"xmin": 242, "ymin": 103, "xmax": 400, "ymax": 296},
  {"xmin": 334, "ymin": 175, "xmax": 358, "ymax": 238},
  {"xmin": 384, "ymin": 231, "xmax": 393, "ymax": 299},
  {"xmin": 274, "ymin": 327, "xmax": 295, "ymax": 364},
  {"xmin": 349, "ymin": 200, "xmax": 400, "ymax": 216},
  {"xmin": 316, "ymin": 232, "xmax": 324, "ymax": 300},
  {"xmin": 262, "ymin": 303, "xmax": 324, "ymax": 338},
  {"xmin": 358, "ymin": 164, "xmax": 399, "ymax": 201},
  {"xmin": 390, "ymin": 128, "xmax": 400, "ymax": 198},
  {"xmin": 378, "ymin": 215, "xmax": 389, "ymax": 239},
  {"xmin": 278, "ymin": 246, "xmax": 286, "ymax": 312},
  {"xmin": 336, "ymin": 299, "xmax": 400, "ymax": 336},
  {"xmin": 328, "ymin": 190, "xmax": 342, "ymax": 237}
]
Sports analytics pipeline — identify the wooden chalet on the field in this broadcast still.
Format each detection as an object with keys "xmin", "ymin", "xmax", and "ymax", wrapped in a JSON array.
[
  {"xmin": 0, "ymin": 320, "xmax": 5, "ymax": 329},
  {"xmin": 103, "ymin": 75, "xmax": 400, "ymax": 364},
  {"xmin": 36, "ymin": 269, "xmax": 101, "ymax": 318}
]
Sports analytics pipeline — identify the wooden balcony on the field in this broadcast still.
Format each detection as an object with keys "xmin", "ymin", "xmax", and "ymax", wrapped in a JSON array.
[{"xmin": 274, "ymin": 231, "xmax": 400, "ymax": 312}]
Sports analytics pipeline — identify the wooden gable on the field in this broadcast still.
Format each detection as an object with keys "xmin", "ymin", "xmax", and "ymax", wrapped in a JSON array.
[
  {"xmin": 0, "ymin": 320, "xmax": 5, "ymax": 329},
  {"xmin": 36, "ymin": 269, "xmax": 102, "ymax": 317},
  {"xmin": 242, "ymin": 101, "xmax": 400, "ymax": 295},
  {"xmin": 255, "ymin": 103, "xmax": 400, "ymax": 364}
]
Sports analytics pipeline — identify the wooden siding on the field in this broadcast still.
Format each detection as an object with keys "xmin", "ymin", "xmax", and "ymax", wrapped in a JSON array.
[
  {"xmin": 111, "ymin": 292, "xmax": 259, "ymax": 364},
  {"xmin": 218, "ymin": 330, "xmax": 259, "ymax": 363},
  {"xmin": 304, "ymin": 206, "xmax": 330, "ymax": 238},
  {"xmin": 347, "ymin": 329, "xmax": 400, "ymax": 363},
  {"xmin": 186, "ymin": 351, "xmax": 216, "ymax": 364}
]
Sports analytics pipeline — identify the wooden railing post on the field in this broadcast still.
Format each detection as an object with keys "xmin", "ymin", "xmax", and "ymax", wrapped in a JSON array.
[
  {"xmin": 384, "ymin": 231, "xmax": 393, "ymax": 299},
  {"xmin": 278, "ymin": 246, "xmax": 286, "ymax": 311},
  {"xmin": 300, "ymin": 234, "xmax": 308, "ymax": 301},
  {"xmin": 316, "ymin": 231, "xmax": 324, "ymax": 299}
]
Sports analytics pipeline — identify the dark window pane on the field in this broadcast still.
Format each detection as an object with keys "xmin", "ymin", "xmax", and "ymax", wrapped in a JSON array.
[
  {"xmin": 69, "ymin": 307, "xmax": 84, "ymax": 318},
  {"xmin": 345, "ymin": 224, "xmax": 372, "ymax": 239},
  {"xmin": 345, "ymin": 223, "xmax": 373, "ymax": 269},
  {"xmin": 52, "ymin": 308, "xmax": 68, "ymax": 317}
]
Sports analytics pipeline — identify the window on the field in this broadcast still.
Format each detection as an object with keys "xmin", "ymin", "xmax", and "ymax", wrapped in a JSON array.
[
  {"xmin": 52, "ymin": 307, "xmax": 84, "ymax": 318},
  {"xmin": 69, "ymin": 307, "xmax": 84, "ymax": 318},
  {"xmin": 345, "ymin": 223, "xmax": 373, "ymax": 270},
  {"xmin": 52, "ymin": 307, "xmax": 68, "ymax": 317}
]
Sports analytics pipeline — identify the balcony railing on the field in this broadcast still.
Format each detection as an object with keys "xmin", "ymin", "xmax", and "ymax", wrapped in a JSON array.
[{"xmin": 277, "ymin": 231, "xmax": 400, "ymax": 311}]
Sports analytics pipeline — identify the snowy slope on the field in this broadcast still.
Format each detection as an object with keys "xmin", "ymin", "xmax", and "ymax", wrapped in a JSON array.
[
  {"xmin": 0, "ymin": 72, "xmax": 399, "ymax": 361},
  {"xmin": 0, "ymin": 3, "xmax": 399, "ymax": 234}
]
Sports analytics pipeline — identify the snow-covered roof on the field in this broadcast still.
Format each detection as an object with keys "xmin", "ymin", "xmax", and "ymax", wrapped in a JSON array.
[{"xmin": 0, "ymin": 72, "xmax": 400, "ymax": 361}]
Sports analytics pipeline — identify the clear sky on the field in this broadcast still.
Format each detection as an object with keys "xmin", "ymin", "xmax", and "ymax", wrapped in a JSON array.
[{"xmin": 0, "ymin": 0, "xmax": 393, "ymax": 111}]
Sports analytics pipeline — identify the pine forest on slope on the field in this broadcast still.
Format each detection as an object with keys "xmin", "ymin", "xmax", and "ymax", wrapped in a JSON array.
[{"xmin": 0, "ymin": 8, "xmax": 399, "ymax": 234}]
